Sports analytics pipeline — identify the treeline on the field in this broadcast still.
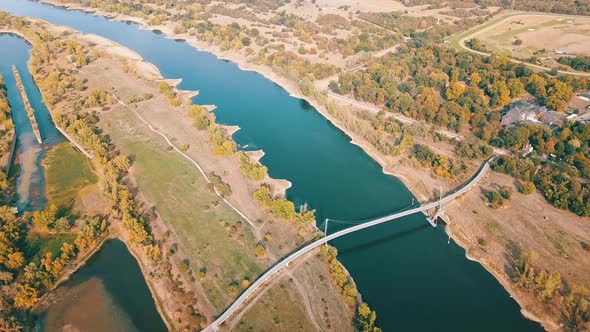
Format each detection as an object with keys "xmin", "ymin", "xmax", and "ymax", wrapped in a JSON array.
[
  {"xmin": 492, "ymin": 155, "xmax": 590, "ymax": 216},
  {"xmin": 239, "ymin": 152, "xmax": 268, "ymax": 181},
  {"xmin": 320, "ymin": 245, "xmax": 381, "ymax": 332},
  {"xmin": 558, "ymin": 56, "xmax": 590, "ymax": 73},
  {"xmin": 188, "ymin": 104, "xmax": 236, "ymax": 155},
  {"xmin": 253, "ymin": 186, "xmax": 315, "ymax": 224},
  {"xmin": 357, "ymin": 11, "xmax": 437, "ymax": 33},
  {"xmin": 261, "ymin": 48, "xmax": 338, "ymax": 80},
  {"xmin": 187, "ymin": 103, "xmax": 314, "ymax": 224},
  {"xmin": 0, "ymin": 205, "xmax": 107, "ymax": 329},
  {"xmin": 412, "ymin": 144, "xmax": 467, "ymax": 179},
  {"xmin": 272, "ymin": 11, "xmax": 400, "ymax": 58},
  {"xmin": 0, "ymin": 74, "xmax": 15, "ymax": 176},
  {"xmin": 320, "ymin": 245, "xmax": 358, "ymax": 304},
  {"xmin": 158, "ymin": 82, "xmax": 180, "ymax": 106},
  {"xmin": 326, "ymin": 102, "xmax": 415, "ymax": 157},
  {"xmin": 0, "ymin": 12, "xmax": 223, "ymax": 329}
]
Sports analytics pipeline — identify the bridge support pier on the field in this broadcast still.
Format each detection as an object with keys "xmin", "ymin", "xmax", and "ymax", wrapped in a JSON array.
[{"xmin": 426, "ymin": 186, "xmax": 452, "ymax": 227}]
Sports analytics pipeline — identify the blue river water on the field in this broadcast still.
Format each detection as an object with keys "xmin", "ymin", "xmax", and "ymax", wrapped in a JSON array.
[
  {"xmin": 0, "ymin": 33, "xmax": 62, "ymax": 211},
  {"xmin": 0, "ymin": 1, "xmax": 543, "ymax": 330}
]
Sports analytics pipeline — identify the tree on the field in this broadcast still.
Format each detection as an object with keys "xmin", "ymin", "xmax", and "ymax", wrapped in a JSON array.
[
  {"xmin": 508, "ymin": 78, "xmax": 524, "ymax": 98},
  {"xmin": 561, "ymin": 288, "xmax": 590, "ymax": 332},
  {"xmin": 520, "ymin": 181, "xmax": 536, "ymax": 195},
  {"xmin": 5, "ymin": 252, "xmax": 24, "ymax": 270},
  {"xmin": 490, "ymin": 81, "xmax": 511, "ymax": 107},
  {"xmin": 445, "ymin": 82, "xmax": 466, "ymax": 100},
  {"xmin": 253, "ymin": 186, "xmax": 273, "ymax": 207},
  {"xmin": 13, "ymin": 284, "xmax": 39, "ymax": 309},
  {"xmin": 32, "ymin": 205, "xmax": 58, "ymax": 230},
  {"xmin": 469, "ymin": 72, "xmax": 481, "ymax": 87},
  {"xmin": 535, "ymin": 270, "xmax": 561, "ymax": 301},
  {"xmin": 546, "ymin": 81, "xmax": 573, "ymax": 112},
  {"xmin": 527, "ymin": 74, "xmax": 548, "ymax": 98},
  {"xmin": 353, "ymin": 302, "xmax": 381, "ymax": 332},
  {"xmin": 255, "ymin": 244, "xmax": 266, "ymax": 258}
]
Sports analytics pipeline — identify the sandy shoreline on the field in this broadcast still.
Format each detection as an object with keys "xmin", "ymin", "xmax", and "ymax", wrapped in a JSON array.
[{"xmin": 32, "ymin": 1, "xmax": 550, "ymax": 329}]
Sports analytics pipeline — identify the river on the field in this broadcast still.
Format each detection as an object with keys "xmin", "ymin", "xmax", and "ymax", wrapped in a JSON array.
[
  {"xmin": 0, "ymin": 33, "xmax": 62, "ymax": 210},
  {"xmin": 0, "ymin": 1, "xmax": 543, "ymax": 331}
]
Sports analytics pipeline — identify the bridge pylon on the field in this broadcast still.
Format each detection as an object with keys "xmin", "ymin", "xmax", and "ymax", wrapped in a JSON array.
[{"xmin": 426, "ymin": 186, "xmax": 451, "ymax": 227}]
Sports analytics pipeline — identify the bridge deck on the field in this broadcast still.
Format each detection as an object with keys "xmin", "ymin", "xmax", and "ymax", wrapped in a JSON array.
[{"xmin": 204, "ymin": 158, "xmax": 493, "ymax": 331}]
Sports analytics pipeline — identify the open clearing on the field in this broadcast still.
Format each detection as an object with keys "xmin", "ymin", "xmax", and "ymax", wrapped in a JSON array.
[
  {"xmin": 447, "ymin": 12, "xmax": 590, "ymax": 76},
  {"xmin": 43, "ymin": 141, "xmax": 97, "ymax": 209},
  {"xmin": 99, "ymin": 107, "xmax": 267, "ymax": 311},
  {"xmin": 475, "ymin": 14, "xmax": 590, "ymax": 59}
]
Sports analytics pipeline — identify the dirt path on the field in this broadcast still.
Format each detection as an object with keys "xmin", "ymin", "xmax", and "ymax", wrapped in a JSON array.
[
  {"xmin": 226, "ymin": 250, "xmax": 323, "ymax": 332},
  {"xmin": 110, "ymin": 93, "xmax": 259, "ymax": 232}
]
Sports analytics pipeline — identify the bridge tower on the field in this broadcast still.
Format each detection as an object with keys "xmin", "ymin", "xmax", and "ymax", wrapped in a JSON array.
[{"xmin": 426, "ymin": 186, "xmax": 450, "ymax": 227}]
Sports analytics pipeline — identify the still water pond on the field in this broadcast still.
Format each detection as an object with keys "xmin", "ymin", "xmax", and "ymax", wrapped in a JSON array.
[{"xmin": 37, "ymin": 239, "xmax": 167, "ymax": 332}]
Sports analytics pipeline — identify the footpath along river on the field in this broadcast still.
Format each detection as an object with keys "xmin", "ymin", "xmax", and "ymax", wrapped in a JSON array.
[{"xmin": 0, "ymin": 1, "xmax": 543, "ymax": 330}]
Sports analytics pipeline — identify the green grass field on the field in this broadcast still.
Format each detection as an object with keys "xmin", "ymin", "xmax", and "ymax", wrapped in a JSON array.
[
  {"xmin": 44, "ymin": 142, "xmax": 97, "ymax": 209},
  {"xmin": 24, "ymin": 232, "xmax": 77, "ymax": 265},
  {"xmin": 100, "ymin": 108, "xmax": 266, "ymax": 311}
]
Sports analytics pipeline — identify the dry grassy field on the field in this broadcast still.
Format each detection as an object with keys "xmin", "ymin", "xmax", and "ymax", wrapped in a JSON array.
[{"xmin": 474, "ymin": 13, "xmax": 590, "ymax": 59}]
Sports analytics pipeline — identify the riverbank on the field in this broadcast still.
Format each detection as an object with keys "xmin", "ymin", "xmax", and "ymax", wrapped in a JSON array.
[{"xmin": 32, "ymin": 1, "xmax": 556, "ymax": 328}]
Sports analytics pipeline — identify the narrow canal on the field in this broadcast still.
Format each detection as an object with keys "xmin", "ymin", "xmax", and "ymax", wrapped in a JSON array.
[{"xmin": 0, "ymin": 2, "xmax": 543, "ymax": 330}]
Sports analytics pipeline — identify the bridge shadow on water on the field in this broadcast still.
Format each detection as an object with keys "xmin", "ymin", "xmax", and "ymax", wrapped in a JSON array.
[{"xmin": 336, "ymin": 221, "xmax": 432, "ymax": 255}]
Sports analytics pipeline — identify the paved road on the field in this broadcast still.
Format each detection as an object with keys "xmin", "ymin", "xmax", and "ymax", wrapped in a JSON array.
[
  {"xmin": 203, "ymin": 157, "xmax": 494, "ymax": 331},
  {"xmin": 327, "ymin": 92, "xmax": 464, "ymax": 141}
]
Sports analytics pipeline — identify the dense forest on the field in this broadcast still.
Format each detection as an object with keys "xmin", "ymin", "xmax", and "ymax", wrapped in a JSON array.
[
  {"xmin": 330, "ymin": 35, "xmax": 590, "ymax": 216},
  {"xmin": 331, "ymin": 39, "xmax": 585, "ymax": 133}
]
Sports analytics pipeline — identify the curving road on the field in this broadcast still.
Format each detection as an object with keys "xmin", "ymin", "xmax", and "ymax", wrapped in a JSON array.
[{"xmin": 203, "ymin": 157, "xmax": 494, "ymax": 331}]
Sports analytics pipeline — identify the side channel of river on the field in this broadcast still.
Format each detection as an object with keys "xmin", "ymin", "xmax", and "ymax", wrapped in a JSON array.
[
  {"xmin": 0, "ymin": 2, "xmax": 543, "ymax": 330},
  {"xmin": 0, "ymin": 33, "xmax": 166, "ymax": 332},
  {"xmin": 0, "ymin": 33, "xmax": 61, "ymax": 211}
]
